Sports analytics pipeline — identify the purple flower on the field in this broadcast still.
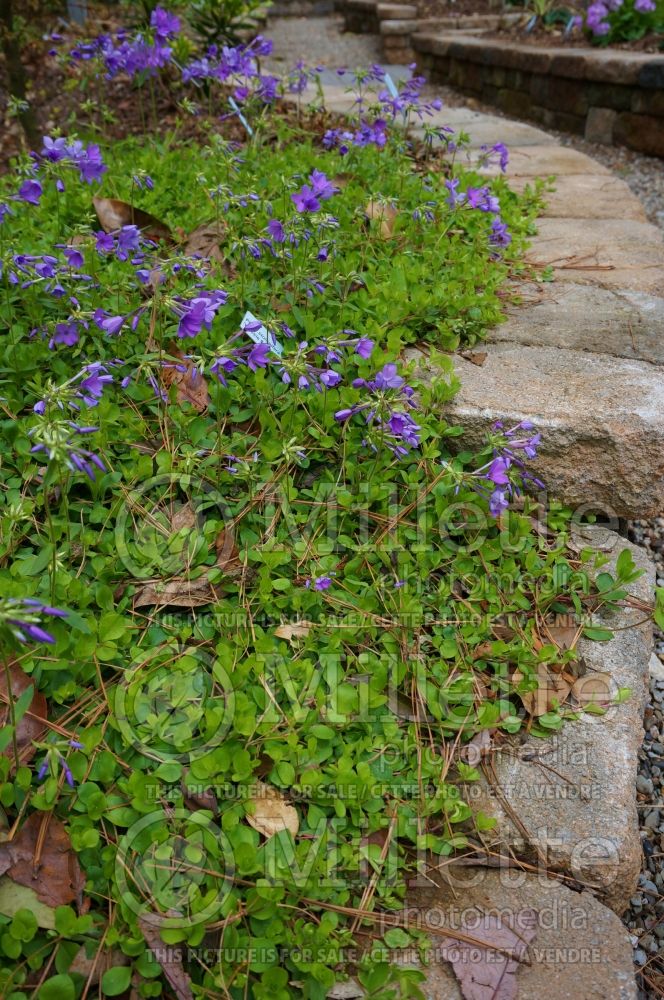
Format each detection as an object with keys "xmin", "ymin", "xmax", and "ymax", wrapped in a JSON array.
[
  {"xmin": 635, "ymin": 0, "xmax": 655, "ymax": 10},
  {"xmin": 292, "ymin": 185, "xmax": 321, "ymax": 213},
  {"xmin": 151, "ymin": 6, "xmax": 181, "ymax": 38},
  {"xmin": 489, "ymin": 218, "xmax": 512, "ymax": 249},
  {"xmin": 3, "ymin": 598, "xmax": 67, "ymax": 647},
  {"xmin": 487, "ymin": 456, "xmax": 510, "ymax": 484},
  {"xmin": 247, "ymin": 343, "xmax": 271, "ymax": 370},
  {"xmin": 95, "ymin": 231, "xmax": 115, "ymax": 254},
  {"xmin": 176, "ymin": 292, "xmax": 227, "ymax": 338},
  {"xmin": 17, "ymin": 179, "xmax": 42, "ymax": 205},
  {"xmin": 307, "ymin": 575, "xmax": 332, "ymax": 591},
  {"xmin": 355, "ymin": 338, "xmax": 374, "ymax": 360},
  {"xmin": 41, "ymin": 136, "xmax": 68, "ymax": 162},
  {"xmin": 267, "ymin": 219, "xmax": 285, "ymax": 243},
  {"xmin": 50, "ymin": 322, "xmax": 79, "ymax": 348}
]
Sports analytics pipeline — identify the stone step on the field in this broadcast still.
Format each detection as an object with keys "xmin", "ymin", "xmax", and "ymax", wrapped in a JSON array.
[
  {"xmin": 476, "ymin": 143, "xmax": 613, "ymax": 177},
  {"xmin": 490, "ymin": 283, "xmax": 664, "ymax": 364},
  {"xmin": 464, "ymin": 531, "xmax": 654, "ymax": 915},
  {"xmin": 404, "ymin": 867, "xmax": 639, "ymax": 998},
  {"xmin": 526, "ymin": 218, "xmax": 664, "ymax": 295},
  {"xmin": 408, "ymin": 344, "xmax": 664, "ymax": 517},
  {"xmin": 530, "ymin": 173, "xmax": 647, "ymax": 222}
]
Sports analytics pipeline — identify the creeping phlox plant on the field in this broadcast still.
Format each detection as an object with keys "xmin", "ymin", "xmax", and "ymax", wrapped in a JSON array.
[
  {"xmin": 575, "ymin": 0, "xmax": 663, "ymax": 42},
  {"xmin": 0, "ymin": 15, "xmax": 657, "ymax": 1000}
]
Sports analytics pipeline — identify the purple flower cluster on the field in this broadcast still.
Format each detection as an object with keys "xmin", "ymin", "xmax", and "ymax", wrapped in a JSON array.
[
  {"xmin": 181, "ymin": 36, "xmax": 275, "ymax": 106},
  {"xmin": 210, "ymin": 328, "xmax": 374, "ymax": 394},
  {"xmin": 37, "ymin": 739, "xmax": 84, "ymax": 787},
  {"xmin": 445, "ymin": 180, "xmax": 511, "ymax": 251},
  {"xmin": 334, "ymin": 363, "xmax": 421, "ymax": 457},
  {"xmin": 291, "ymin": 170, "xmax": 338, "ymax": 213},
  {"xmin": 69, "ymin": 6, "xmax": 180, "ymax": 80},
  {"xmin": 173, "ymin": 290, "xmax": 227, "ymax": 338},
  {"xmin": 2, "ymin": 598, "xmax": 68, "ymax": 646},
  {"xmin": 470, "ymin": 420, "xmax": 542, "ymax": 516},
  {"xmin": 30, "ymin": 420, "xmax": 106, "ymax": 481},
  {"xmin": 577, "ymin": 0, "xmax": 655, "ymax": 37},
  {"xmin": 35, "ymin": 137, "xmax": 107, "ymax": 185},
  {"xmin": 323, "ymin": 120, "xmax": 388, "ymax": 156}
]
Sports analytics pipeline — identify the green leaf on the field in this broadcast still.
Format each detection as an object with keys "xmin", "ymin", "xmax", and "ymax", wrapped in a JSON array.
[
  {"xmin": 38, "ymin": 975, "xmax": 75, "ymax": 1000},
  {"xmin": 582, "ymin": 627, "xmax": 613, "ymax": 641},
  {"xmin": 101, "ymin": 967, "xmax": 132, "ymax": 996}
]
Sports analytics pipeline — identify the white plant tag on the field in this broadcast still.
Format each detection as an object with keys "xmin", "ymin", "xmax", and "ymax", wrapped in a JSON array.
[{"xmin": 241, "ymin": 310, "xmax": 283, "ymax": 356}]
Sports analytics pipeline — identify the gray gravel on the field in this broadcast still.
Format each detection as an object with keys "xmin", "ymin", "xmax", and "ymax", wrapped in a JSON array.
[{"xmin": 267, "ymin": 14, "xmax": 664, "ymax": 994}]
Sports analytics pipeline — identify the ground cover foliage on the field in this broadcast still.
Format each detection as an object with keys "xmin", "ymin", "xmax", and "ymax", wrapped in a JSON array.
[{"xmin": 0, "ymin": 10, "xmax": 662, "ymax": 999}]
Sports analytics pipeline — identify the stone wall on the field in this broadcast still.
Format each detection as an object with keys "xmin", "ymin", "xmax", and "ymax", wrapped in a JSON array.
[{"xmin": 413, "ymin": 32, "xmax": 664, "ymax": 156}]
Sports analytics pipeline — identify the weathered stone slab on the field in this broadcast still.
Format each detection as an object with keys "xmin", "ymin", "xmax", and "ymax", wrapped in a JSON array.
[
  {"xmin": 533, "ymin": 173, "xmax": 647, "ymax": 221},
  {"xmin": 403, "ymin": 869, "xmax": 638, "ymax": 998},
  {"xmin": 420, "ymin": 117, "xmax": 556, "ymax": 148},
  {"xmin": 526, "ymin": 218, "xmax": 664, "ymax": 294},
  {"xmin": 409, "ymin": 343, "xmax": 664, "ymax": 516},
  {"xmin": 489, "ymin": 283, "xmax": 664, "ymax": 362},
  {"xmin": 476, "ymin": 144, "xmax": 612, "ymax": 177},
  {"xmin": 462, "ymin": 531, "xmax": 654, "ymax": 914}
]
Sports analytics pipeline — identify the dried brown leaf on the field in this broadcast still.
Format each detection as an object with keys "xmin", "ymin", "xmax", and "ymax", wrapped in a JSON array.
[
  {"xmin": 513, "ymin": 663, "xmax": 571, "ymax": 717},
  {"xmin": 246, "ymin": 782, "xmax": 299, "ymax": 839},
  {"xmin": 138, "ymin": 916, "xmax": 193, "ymax": 1000},
  {"xmin": 132, "ymin": 575, "xmax": 222, "ymax": 609},
  {"xmin": 570, "ymin": 672, "xmax": 613, "ymax": 709},
  {"xmin": 93, "ymin": 197, "xmax": 174, "ymax": 244},
  {"xmin": 274, "ymin": 621, "xmax": 313, "ymax": 643},
  {"xmin": 0, "ymin": 661, "xmax": 47, "ymax": 768},
  {"xmin": 184, "ymin": 221, "xmax": 228, "ymax": 263},
  {"xmin": 182, "ymin": 771, "xmax": 218, "ymax": 814},
  {"xmin": 460, "ymin": 351, "xmax": 488, "ymax": 367},
  {"xmin": 215, "ymin": 526, "xmax": 242, "ymax": 575},
  {"xmin": 364, "ymin": 199, "xmax": 397, "ymax": 238},
  {"xmin": 438, "ymin": 907, "xmax": 538, "ymax": 1000},
  {"xmin": 543, "ymin": 614, "xmax": 579, "ymax": 652},
  {"xmin": 161, "ymin": 351, "xmax": 209, "ymax": 413},
  {"xmin": 170, "ymin": 502, "xmax": 197, "ymax": 534},
  {"xmin": 460, "ymin": 730, "xmax": 492, "ymax": 767},
  {"xmin": 0, "ymin": 812, "xmax": 85, "ymax": 909}
]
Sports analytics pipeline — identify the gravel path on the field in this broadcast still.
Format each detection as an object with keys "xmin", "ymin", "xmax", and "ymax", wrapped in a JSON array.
[{"xmin": 266, "ymin": 14, "xmax": 664, "ymax": 996}]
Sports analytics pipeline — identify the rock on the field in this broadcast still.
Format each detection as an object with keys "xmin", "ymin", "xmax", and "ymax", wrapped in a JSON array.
[
  {"xmin": 584, "ymin": 106, "xmax": 617, "ymax": 144},
  {"xmin": 637, "ymin": 775, "xmax": 655, "ymax": 795},
  {"xmin": 532, "ymin": 173, "xmax": 647, "ymax": 222},
  {"xmin": 449, "ymin": 532, "xmax": 654, "ymax": 914},
  {"xmin": 476, "ymin": 143, "xmax": 612, "ymax": 177},
  {"xmin": 649, "ymin": 655, "xmax": 664, "ymax": 681},
  {"xmin": 525, "ymin": 218, "xmax": 664, "ymax": 295},
  {"xmin": 415, "ymin": 343, "xmax": 664, "ymax": 517},
  {"xmin": 645, "ymin": 811, "xmax": 661, "ymax": 830},
  {"xmin": 405, "ymin": 868, "xmax": 638, "ymax": 998},
  {"xmin": 488, "ymin": 283, "xmax": 664, "ymax": 363}
]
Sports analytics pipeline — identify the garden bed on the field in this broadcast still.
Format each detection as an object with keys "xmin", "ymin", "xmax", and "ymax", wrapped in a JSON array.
[{"xmin": 412, "ymin": 30, "xmax": 664, "ymax": 154}]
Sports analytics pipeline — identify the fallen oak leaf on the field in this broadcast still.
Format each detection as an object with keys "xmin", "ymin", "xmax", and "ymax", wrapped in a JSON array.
[
  {"xmin": 160, "ymin": 350, "xmax": 209, "ymax": 413},
  {"xmin": 132, "ymin": 575, "xmax": 223, "ymax": 609},
  {"xmin": 93, "ymin": 196, "xmax": 174, "ymax": 244},
  {"xmin": 512, "ymin": 663, "xmax": 571, "ymax": 717},
  {"xmin": 542, "ymin": 614, "xmax": 580, "ymax": 652},
  {"xmin": 139, "ymin": 916, "xmax": 193, "ymax": 1000},
  {"xmin": 0, "ymin": 812, "xmax": 85, "ymax": 910},
  {"xmin": 246, "ymin": 782, "xmax": 299, "ymax": 839},
  {"xmin": 0, "ymin": 660, "xmax": 48, "ymax": 769}
]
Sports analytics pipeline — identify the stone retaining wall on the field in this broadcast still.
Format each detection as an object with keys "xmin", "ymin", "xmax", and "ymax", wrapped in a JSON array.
[{"xmin": 413, "ymin": 32, "xmax": 664, "ymax": 156}]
